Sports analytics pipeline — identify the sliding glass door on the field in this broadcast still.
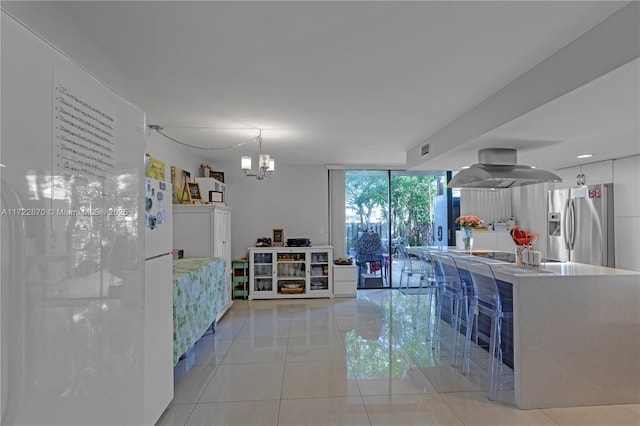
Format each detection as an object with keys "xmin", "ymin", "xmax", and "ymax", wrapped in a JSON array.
[
  {"xmin": 345, "ymin": 171, "xmax": 389, "ymax": 289},
  {"xmin": 345, "ymin": 170, "xmax": 448, "ymax": 289}
]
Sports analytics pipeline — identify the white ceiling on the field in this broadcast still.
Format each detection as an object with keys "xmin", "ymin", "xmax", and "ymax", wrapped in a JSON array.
[{"xmin": 47, "ymin": 1, "xmax": 639, "ymax": 170}]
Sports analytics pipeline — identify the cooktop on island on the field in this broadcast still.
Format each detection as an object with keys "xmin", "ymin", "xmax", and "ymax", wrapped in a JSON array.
[{"xmin": 471, "ymin": 251, "xmax": 564, "ymax": 264}]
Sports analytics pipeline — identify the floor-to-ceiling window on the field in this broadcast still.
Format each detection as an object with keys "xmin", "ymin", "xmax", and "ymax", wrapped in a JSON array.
[{"xmin": 345, "ymin": 170, "xmax": 448, "ymax": 289}]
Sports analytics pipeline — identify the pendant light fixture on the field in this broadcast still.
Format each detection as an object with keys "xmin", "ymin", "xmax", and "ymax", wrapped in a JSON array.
[{"xmin": 241, "ymin": 130, "xmax": 275, "ymax": 180}]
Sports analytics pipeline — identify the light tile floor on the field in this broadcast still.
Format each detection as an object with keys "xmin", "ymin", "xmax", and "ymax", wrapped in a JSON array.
[{"xmin": 157, "ymin": 290, "xmax": 640, "ymax": 426}]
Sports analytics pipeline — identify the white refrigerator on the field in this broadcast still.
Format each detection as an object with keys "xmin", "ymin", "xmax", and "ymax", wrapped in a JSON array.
[
  {"xmin": 143, "ymin": 178, "xmax": 174, "ymax": 425},
  {"xmin": 1, "ymin": 12, "xmax": 172, "ymax": 425}
]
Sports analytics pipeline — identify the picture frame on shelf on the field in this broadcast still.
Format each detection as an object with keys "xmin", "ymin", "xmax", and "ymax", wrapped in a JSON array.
[
  {"xmin": 210, "ymin": 171, "xmax": 225, "ymax": 183},
  {"xmin": 184, "ymin": 181, "xmax": 204, "ymax": 204},
  {"xmin": 272, "ymin": 228, "xmax": 284, "ymax": 247},
  {"xmin": 209, "ymin": 190, "xmax": 224, "ymax": 203}
]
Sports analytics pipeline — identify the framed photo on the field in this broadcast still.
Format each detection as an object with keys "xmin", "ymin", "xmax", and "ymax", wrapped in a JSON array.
[
  {"xmin": 184, "ymin": 181, "xmax": 204, "ymax": 204},
  {"xmin": 209, "ymin": 190, "xmax": 224, "ymax": 203},
  {"xmin": 272, "ymin": 228, "xmax": 284, "ymax": 247},
  {"xmin": 210, "ymin": 171, "xmax": 225, "ymax": 183}
]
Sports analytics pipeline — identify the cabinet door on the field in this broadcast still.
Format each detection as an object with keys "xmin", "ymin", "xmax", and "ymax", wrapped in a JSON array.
[
  {"xmin": 276, "ymin": 250, "xmax": 306, "ymax": 295},
  {"xmin": 213, "ymin": 209, "xmax": 231, "ymax": 267},
  {"xmin": 250, "ymin": 250, "xmax": 275, "ymax": 296},
  {"xmin": 213, "ymin": 208, "xmax": 231, "ymax": 306},
  {"xmin": 308, "ymin": 249, "xmax": 332, "ymax": 294}
]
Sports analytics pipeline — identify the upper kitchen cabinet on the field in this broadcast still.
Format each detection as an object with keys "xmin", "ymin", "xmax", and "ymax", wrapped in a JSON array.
[{"xmin": 554, "ymin": 160, "xmax": 613, "ymax": 189}]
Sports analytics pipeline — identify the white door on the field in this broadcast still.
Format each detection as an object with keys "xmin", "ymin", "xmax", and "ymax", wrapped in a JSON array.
[{"xmin": 213, "ymin": 208, "xmax": 231, "ymax": 303}]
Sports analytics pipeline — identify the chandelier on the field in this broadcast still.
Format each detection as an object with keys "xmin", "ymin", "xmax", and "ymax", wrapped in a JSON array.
[{"xmin": 241, "ymin": 130, "xmax": 275, "ymax": 180}]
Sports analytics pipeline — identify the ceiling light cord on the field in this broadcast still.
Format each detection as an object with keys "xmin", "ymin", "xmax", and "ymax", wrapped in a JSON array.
[{"xmin": 148, "ymin": 124, "xmax": 252, "ymax": 150}]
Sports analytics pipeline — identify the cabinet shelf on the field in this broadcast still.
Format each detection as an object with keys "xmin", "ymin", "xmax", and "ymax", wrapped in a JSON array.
[{"xmin": 231, "ymin": 260, "xmax": 249, "ymax": 300}]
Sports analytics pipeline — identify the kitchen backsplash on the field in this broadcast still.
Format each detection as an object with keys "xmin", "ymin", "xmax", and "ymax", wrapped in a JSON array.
[{"xmin": 460, "ymin": 189, "xmax": 512, "ymax": 226}]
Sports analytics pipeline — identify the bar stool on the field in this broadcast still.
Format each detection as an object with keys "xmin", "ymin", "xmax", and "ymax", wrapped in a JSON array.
[
  {"xmin": 415, "ymin": 249, "xmax": 437, "ymax": 338},
  {"xmin": 430, "ymin": 252, "xmax": 469, "ymax": 367},
  {"xmin": 458, "ymin": 259, "xmax": 513, "ymax": 401},
  {"xmin": 397, "ymin": 244, "xmax": 424, "ymax": 290}
]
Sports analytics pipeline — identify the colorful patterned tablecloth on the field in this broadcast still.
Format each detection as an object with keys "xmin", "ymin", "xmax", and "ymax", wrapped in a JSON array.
[{"xmin": 173, "ymin": 257, "xmax": 226, "ymax": 365}]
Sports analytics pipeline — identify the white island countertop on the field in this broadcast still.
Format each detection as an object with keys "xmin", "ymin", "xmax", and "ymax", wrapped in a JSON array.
[
  {"xmin": 412, "ymin": 248, "xmax": 640, "ymax": 409},
  {"xmin": 488, "ymin": 260, "xmax": 640, "ymax": 281},
  {"xmin": 438, "ymin": 247, "xmax": 640, "ymax": 280},
  {"xmin": 455, "ymin": 251, "xmax": 640, "ymax": 410}
]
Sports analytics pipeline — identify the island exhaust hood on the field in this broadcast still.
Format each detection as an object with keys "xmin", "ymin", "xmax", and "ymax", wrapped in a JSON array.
[{"xmin": 448, "ymin": 148, "xmax": 562, "ymax": 189}]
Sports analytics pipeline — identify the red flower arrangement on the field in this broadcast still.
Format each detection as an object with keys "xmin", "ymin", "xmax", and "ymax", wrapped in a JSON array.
[{"xmin": 510, "ymin": 226, "xmax": 539, "ymax": 246}]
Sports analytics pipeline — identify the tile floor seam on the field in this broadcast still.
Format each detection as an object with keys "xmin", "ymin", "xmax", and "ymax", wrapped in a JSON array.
[
  {"xmin": 435, "ymin": 391, "xmax": 470, "ymax": 426},
  {"xmin": 180, "ymin": 402, "xmax": 197, "ymax": 426},
  {"xmin": 621, "ymin": 405, "xmax": 640, "ymax": 418},
  {"xmin": 538, "ymin": 408, "xmax": 562, "ymax": 426},
  {"xmin": 358, "ymin": 393, "xmax": 374, "ymax": 426},
  {"xmin": 193, "ymin": 364, "xmax": 219, "ymax": 405},
  {"xmin": 277, "ymin": 306, "xmax": 292, "ymax": 425}
]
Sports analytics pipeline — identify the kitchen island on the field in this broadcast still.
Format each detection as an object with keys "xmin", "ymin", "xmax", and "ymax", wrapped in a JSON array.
[{"xmin": 415, "ymin": 248, "xmax": 640, "ymax": 409}]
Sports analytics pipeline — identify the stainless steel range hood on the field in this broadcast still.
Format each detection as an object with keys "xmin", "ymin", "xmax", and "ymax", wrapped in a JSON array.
[{"xmin": 448, "ymin": 148, "xmax": 562, "ymax": 189}]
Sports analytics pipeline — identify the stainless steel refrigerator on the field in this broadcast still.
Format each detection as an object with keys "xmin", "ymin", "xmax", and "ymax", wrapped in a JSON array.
[{"xmin": 547, "ymin": 184, "xmax": 614, "ymax": 266}]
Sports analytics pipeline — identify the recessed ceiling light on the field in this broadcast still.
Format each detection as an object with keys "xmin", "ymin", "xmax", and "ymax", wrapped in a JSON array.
[
  {"xmin": 577, "ymin": 154, "xmax": 593, "ymax": 159},
  {"xmin": 460, "ymin": 166, "xmax": 470, "ymax": 169}
]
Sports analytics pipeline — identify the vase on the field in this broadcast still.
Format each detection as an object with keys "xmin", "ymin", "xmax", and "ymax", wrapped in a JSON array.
[
  {"xmin": 461, "ymin": 227, "xmax": 474, "ymax": 253},
  {"xmin": 514, "ymin": 245, "xmax": 527, "ymax": 266}
]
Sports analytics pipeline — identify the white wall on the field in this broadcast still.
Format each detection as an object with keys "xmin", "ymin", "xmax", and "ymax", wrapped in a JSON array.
[{"xmin": 225, "ymin": 164, "xmax": 330, "ymax": 260}]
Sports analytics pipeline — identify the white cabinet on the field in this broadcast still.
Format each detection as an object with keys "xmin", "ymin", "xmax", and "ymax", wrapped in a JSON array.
[
  {"xmin": 195, "ymin": 177, "xmax": 227, "ymax": 204},
  {"xmin": 173, "ymin": 204, "xmax": 233, "ymax": 316},
  {"xmin": 333, "ymin": 265, "xmax": 356, "ymax": 297},
  {"xmin": 248, "ymin": 246, "xmax": 333, "ymax": 300}
]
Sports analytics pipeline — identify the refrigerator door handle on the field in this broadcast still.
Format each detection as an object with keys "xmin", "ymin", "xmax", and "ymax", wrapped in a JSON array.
[
  {"xmin": 563, "ymin": 199, "xmax": 571, "ymax": 250},
  {"xmin": 570, "ymin": 198, "xmax": 577, "ymax": 250}
]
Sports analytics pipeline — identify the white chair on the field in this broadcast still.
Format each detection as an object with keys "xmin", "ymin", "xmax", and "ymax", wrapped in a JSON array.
[{"xmin": 458, "ymin": 259, "xmax": 513, "ymax": 400}]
